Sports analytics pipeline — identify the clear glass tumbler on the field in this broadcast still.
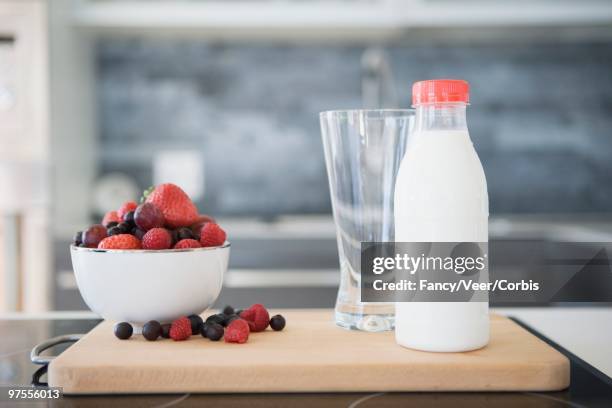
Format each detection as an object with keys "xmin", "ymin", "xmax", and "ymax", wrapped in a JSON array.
[{"xmin": 320, "ymin": 109, "xmax": 414, "ymax": 331}]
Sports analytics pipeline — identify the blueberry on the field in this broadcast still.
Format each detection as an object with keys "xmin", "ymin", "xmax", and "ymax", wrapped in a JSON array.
[
  {"xmin": 117, "ymin": 222, "xmax": 131, "ymax": 234},
  {"xmin": 205, "ymin": 323, "xmax": 224, "ymax": 341},
  {"xmin": 177, "ymin": 227, "xmax": 194, "ymax": 240},
  {"xmin": 108, "ymin": 226, "xmax": 122, "ymax": 236},
  {"xmin": 200, "ymin": 322, "xmax": 209, "ymax": 338},
  {"xmin": 188, "ymin": 314, "xmax": 204, "ymax": 335},
  {"xmin": 114, "ymin": 322, "xmax": 133, "ymax": 340},
  {"xmin": 73, "ymin": 231, "xmax": 83, "ymax": 246},
  {"xmin": 224, "ymin": 314, "xmax": 240, "ymax": 326},
  {"xmin": 142, "ymin": 320, "xmax": 161, "ymax": 341},
  {"xmin": 269, "ymin": 315, "xmax": 286, "ymax": 331},
  {"xmin": 123, "ymin": 211, "xmax": 136, "ymax": 228},
  {"xmin": 205, "ymin": 314, "xmax": 225, "ymax": 326},
  {"xmin": 222, "ymin": 305, "xmax": 235, "ymax": 315},
  {"xmin": 161, "ymin": 323, "xmax": 171, "ymax": 339},
  {"xmin": 132, "ymin": 227, "xmax": 145, "ymax": 240},
  {"xmin": 169, "ymin": 229, "xmax": 179, "ymax": 246},
  {"xmin": 106, "ymin": 221, "xmax": 119, "ymax": 229}
]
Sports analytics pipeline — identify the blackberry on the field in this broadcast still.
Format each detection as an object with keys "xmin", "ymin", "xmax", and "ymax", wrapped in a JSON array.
[
  {"xmin": 114, "ymin": 322, "xmax": 133, "ymax": 340},
  {"xmin": 222, "ymin": 305, "xmax": 235, "ymax": 315}
]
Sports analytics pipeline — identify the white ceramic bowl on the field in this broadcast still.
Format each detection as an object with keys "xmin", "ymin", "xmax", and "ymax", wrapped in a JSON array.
[{"xmin": 70, "ymin": 243, "xmax": 230, "ymax": 325}]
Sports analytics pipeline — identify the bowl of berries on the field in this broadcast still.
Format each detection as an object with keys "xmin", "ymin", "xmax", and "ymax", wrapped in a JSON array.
[{"xmin": 71, "ymin": 183, "xmax": 229, "ymax": 326}]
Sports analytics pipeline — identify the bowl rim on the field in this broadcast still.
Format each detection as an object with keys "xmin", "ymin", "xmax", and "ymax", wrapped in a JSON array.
[{"xmin": 71, "ymin": 241, "xmax": 230, "ymax": 254}]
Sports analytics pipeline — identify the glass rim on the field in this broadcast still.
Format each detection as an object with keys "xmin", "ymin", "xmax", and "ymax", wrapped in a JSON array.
[{"xmin": 319, "ymin": 108, "xmax": 414, "ymax": 118}]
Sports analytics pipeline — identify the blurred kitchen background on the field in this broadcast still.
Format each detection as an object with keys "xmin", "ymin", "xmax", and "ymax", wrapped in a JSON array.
[{"xmin": 1, "ymin": 0, "xmax": 612, "ymax": 312}]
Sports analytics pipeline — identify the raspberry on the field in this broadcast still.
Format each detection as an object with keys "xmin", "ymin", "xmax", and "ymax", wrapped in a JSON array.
[
  {"xmin": 98, "ymin": 234, "xmax": 141, "ymax": 250},
  {"xmin": 224, "ymin": 319, "xmax": 250, "ymax": 344},
  {"xmin": 174, "ymin": 239, "xmax": 201, "ymax": 249},
  {"xmin": 169, "ymin": 316, "xmax": 192, "ymax": 341},
  {"xmin": 142, "ymin": 228, "xmax": 172, "ymax": 250},
  {"xmin": 117, "ymin": 201, "xmax": 138, "ymax": 219},
  {"xmin": 200, "ymin": 223, "xmax": 227, "ymax": 247},
  {"xmin": 102, "ymin": 211, "xmax": 121, "ymax": 227},
  {"xmin": 239, "ymin": 304, "xmax": 270, "ymax": 332}
]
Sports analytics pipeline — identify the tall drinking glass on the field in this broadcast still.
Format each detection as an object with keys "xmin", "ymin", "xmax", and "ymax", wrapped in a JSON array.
[{"xmin": 320, "ymin": 109, "xmax": 414, "ymax": 331}]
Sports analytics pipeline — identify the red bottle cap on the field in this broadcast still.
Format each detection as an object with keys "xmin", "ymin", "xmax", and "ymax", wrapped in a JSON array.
[{"xmin": 412, "ymin": 79, "xmax": 469, "ymax": 106}]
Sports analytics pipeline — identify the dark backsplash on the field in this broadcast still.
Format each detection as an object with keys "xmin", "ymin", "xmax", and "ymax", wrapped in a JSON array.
[{"xmin": 97, "ymin": 40, "xmax": 612, "ymax": 216}]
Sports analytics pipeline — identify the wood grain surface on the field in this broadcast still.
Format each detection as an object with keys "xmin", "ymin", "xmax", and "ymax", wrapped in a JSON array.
[{"xmin": 49, "ymin": 310, "xmax": 569, "ymax": 394}]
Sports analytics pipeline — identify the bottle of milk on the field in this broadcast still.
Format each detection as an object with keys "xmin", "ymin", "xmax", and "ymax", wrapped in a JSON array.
[{"xmin": 394, "ymin": 79, "xmax": 489, "ymax": 352}]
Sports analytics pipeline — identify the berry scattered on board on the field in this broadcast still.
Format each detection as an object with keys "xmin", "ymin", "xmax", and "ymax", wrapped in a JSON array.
[
  {"xmin": 225, "ymin": 318, "xmax": 250, "ymax": 344},
  {"xmin": 142, "ymin": 320, "xmax": 162, "ymax": 341},
  {"xmin": 169, "ymin": 317, "xmax": 192, "ymax": 341},
  {"xmin": 114, "ymin": 322, "xmax": 133, "ymax": 340},
  {"xmin": 112, "ymin": 305, "xmax": 285, "ymax": 344},
  {"xmin": 239, "ymin": 304, "xmax": 270, "ymax": 332},
  {"xmin": 269, "ymin": 315, "xmax": 286, "ymax": 331},
  {"xmin": 205, "ymin": 323, "xmax": 224, "ymax": 341}
]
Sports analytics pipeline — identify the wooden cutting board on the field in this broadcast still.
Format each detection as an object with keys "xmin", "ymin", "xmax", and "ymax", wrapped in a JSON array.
[{"xmin": 49, "ymin": 310, "xmax": 569, "ymax": 394}]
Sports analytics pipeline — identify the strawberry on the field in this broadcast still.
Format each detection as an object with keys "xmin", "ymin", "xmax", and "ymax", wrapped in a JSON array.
[
  {"xmin": 117, "ymin": 201, "xmax": 138, "ymax": 219},
  {"xmin": 174, "ymin": 239, "xmax": 201, "ymax": 249},
  {"xmin": 200, "ymin": 223, "xmax": 226, "ymax": 247},
  {"xmin": 102, "ymin": 211, "xmax": 121, "ymax": 227},
  {"xmin": 169, "ymin": 316, "xmax": 192, "ymax": 341},
  {"xmin": 98, "ymin": 234, "xmax": 141, "ymax": 250},
  {"xmin": 145, "ymin": 184, "xmax": 198, "ymax": 228},
  {"xmin": 239, "ymin": 304, "xmax": 270, "ymax": 332},
  {"xmin": 225, "ymin": 319, "xmax": 250, "ymax": 344},
  {"xmin": 142, "ymin": 228, "xmax": 172, "ymax": 250}
]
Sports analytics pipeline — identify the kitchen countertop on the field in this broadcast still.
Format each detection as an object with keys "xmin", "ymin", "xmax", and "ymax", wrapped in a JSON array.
[{"xmin": 1, "ymin": 307, "xmax": 611, "ymax": 406}]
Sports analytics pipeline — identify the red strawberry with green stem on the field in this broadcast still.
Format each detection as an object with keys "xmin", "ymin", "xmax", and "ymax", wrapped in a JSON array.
[{"xmin": 144, "ymin": 184, "xmax": 198, "ymax": 228}]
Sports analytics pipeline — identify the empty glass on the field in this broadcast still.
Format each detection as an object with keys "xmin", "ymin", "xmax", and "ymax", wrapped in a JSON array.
[{"xmin": 320, "ymin": 109, "xmax": 414, "ymax": 331}]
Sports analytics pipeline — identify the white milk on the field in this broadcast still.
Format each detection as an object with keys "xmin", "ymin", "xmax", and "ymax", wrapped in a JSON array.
[{"xmin": 394, "ymin": 126, "xmax": 489, "ymax": 350}]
